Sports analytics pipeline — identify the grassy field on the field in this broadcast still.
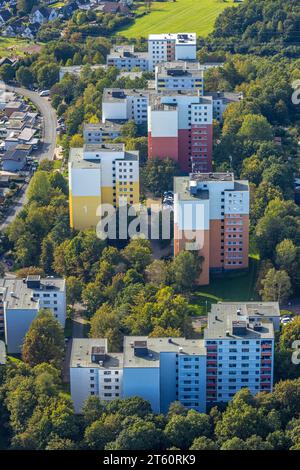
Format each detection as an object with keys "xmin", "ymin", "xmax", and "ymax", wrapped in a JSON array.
[
  {"xmin": 189, "ymin": 257, "xmax": 260, "ymax": 316},
  {"xmin": 118, "ymin": 0, "xmax": 236, "ymax": 39},
  {"xmin": 0, "ymin": 37, "xmax": 41, "ymax": 59}
]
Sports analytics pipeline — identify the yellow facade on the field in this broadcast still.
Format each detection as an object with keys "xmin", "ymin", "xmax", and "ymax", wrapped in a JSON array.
[
  {"xmin": 69, "ymin": 192, "xmax": 102, "ymax": 231},
  {"xmin": 70, "ymin": 183, "xmax": 140, "ymax": 230}
]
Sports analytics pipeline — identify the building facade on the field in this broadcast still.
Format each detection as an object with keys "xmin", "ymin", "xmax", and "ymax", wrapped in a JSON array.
[
  {"xmin": 70, "ymin": 302, "xmax": 277, "ymax": 413},
  {"xmin": 102, "ymin": 88, "xmax": 150, "ymax": 125},
  {"xmin": 83, "ymin": 121, "xmax": 121, "ymax": 144},
  {"xmin": 155, "ymin": 61, "xmax": 204, "ymax": 93},
  {"xmin": 204, "ymin": 303, "xmax": 275, "ymax": 404},
  {"xmin": 148, "ymin": 33, "xmax": 197, "ymax": 71},
  {"xmin": 148, "ymin": 92, "xmax": 213, "ymax": 173},
  {"xmin": 70, "ymin": 339, "xmax": 123, "ymax": 413},
  {"xmin": 1, "ymin": 275, "xmax": 66, "ymax": 354},
  {"xmin": 107, "ymin": 45, "xmax": 149, "ymax": 71},
  {"xmin": 174, "ymin": 173, "xmax": 249, "ymax": 285},
  {"xmin": 68, "ymin": 143, "xmax": 139, "ymax": 230}
]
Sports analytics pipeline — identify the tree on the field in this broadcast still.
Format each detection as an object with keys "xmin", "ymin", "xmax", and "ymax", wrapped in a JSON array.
[
  {"xmin": 45, "ymin": 436, "xmax": 77, "ymax": 450},
  {"xmin": 164, "ymin": 410, "xmax": 211, "ymax": 449},
  {"xmin": 40, "ymin": 237, "xmax": 54, "ymax": 274},
  {"xmin": 279, "ymin": 317, "xmax": 300, "ymax": 351},
  {"xmin": 82, "ymin": 396, "xmax": 105, "ymax": 426},
  {"xmin": 145, "ymin": 260, "xmax": 168, "ymax": 286},
  {"xmin": 190, "ymin": 436, "xmax": 218, "ymax": 450},
  {"xmin": 141, "ymin": 158, "xmax": 179, "ymax": 197},
  {"xmin": 106, "ymin": 419, "xmax": 165, "ymax": 451},
  {"xmin": 16, "ymin": 66, "xmax": 34, "ymax": 88},
  {"xmin": 89, "ymin": 304, "xmax": 122, "ymax": 351},
  {"xmin": 22, "ymin": 309, "xmax": 65, "ymax": 369},
  {"xmin": 215, "ymin": 389, "xmax": 265, "ymax": 442},
  {"xmin": 27, "ymin": 171, "xmax": 51, "ymax": 206},
  {"xmin": 37, "ymin": 64, "xmax": 59, "ymax": 89},
  {"xmin": 106, "ymin": 396, "xmax": 152, "ymax": 419},
  {"xmin": 122, "ymin": 238, "xmax": 152, "ymax": 273},
  {"xmin": 121, "ymin": 120, "xmax": 138, "ymax": 138},
  {"xmin": 275, "ymin": 239, "xmax": 297, "ymax": 272},
  {"xmin": 170, "ymin": 251, "xmax": 201, "ymax": 292},
  {"xmin": 69, "ymin": 134, "xmax": 84, "ymax": 147},
  {"xmin": 84, "ymin": 415, "xmax": 121, "ymax": 450},
  {"xmin": 66, "ymin": 276, "xmax": 82, "ymax": 306},
  {"xmin": 260, "ymin": 268, "xmax": 292, "ymax": 303},
  {"xmin": 0, "ymin": 64, "xmax": 15, "ymax": 83},
  {"xmin": 239, "ymin": 114, "xmax": 273, "ymax": 141}
]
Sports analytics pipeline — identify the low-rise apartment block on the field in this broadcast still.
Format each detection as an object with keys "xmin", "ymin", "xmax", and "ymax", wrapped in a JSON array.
[
  {"xmin": 68, "ymin": 142, "xmax": 139, "ymax": 230},
  {"xmin": 174, "ymin": 173, "xmax": 249, "ymax": 285},
  {"xmin": 0, "ymin": 275, "xmax": 66, "ymax": 354},
  {"xmin": 155, "ymin": 61, "xmax": 204, "ymax": 93},
  {"xmin": 148, "ymin": 33, "xmax": 197, "ymax": 71},
  {"xmin": 148, "ymin": 91, "xmax": 213, "ymax": 172},
  {"xmin": 107, "ymin": 45, "xmax": 149, "ymax": 71},
  {"xmin": 70, "ymin": 302, "xmax": 277, "ymax": 413},
  {"xmin": 102, "ymin": 88, "xmax": 150, "ymax": 125},
  {"xmin": 83, "ymin": 121, "xmax": 121, "ymax": 144}
]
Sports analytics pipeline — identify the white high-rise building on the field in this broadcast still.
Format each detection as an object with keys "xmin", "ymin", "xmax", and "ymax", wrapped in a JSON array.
[{"xmin": 148, "ymin": 33, "xmax": 197, "ymax": 71}]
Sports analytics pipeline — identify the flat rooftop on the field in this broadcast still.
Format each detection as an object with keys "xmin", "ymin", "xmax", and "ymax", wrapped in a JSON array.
[
  {"xmin": 204, "ymin": 303, "xmax": 275, "ymax": 340},
  {"xmin": 123, "ymin": 336, "xmax": 206, "ymax": 368},
  {"xmin": 69, "ymin": 146, "xmax": 139, "ymax": 169},
  {"xmin": 174, "ymin": 174, "xmax": 249, "ymax": 202},
  {"xmin": 149, "ymin": 33, "xmax": 196, "ymax": 45},
  {"xmin": 156, "ymin": 61, "xmax": 203, "ymax": 78},
  {"xmin": 70, "ymin": 338, "xmax": 123, "ymax": 369},
  {"xmin": 0, "ymin": 277, "xmax": 65, "ymax": 310},
  {"xmin": 108, "ymin": 45, "xmax": 148, "ymax": 60},
  {"xmin": 84, "ymin": 121, "xmax": 122, "ymax": 132},
  {"xmin": 103, "ymin": 88, "xmax": 150, "ymax": 102},
  {"xmin": 214, "ymin": 302, "xmax": 280, "ymax": 318}
]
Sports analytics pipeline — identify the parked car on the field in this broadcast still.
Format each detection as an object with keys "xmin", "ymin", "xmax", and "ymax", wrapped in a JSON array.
[{"xmin": 39, "ymin": 90, "xmax": 50, "ymax": 97}]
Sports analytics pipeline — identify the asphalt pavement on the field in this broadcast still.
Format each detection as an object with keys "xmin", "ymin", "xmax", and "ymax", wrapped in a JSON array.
[{"xmin": 0, "ymin": 86, "xmax": 57, "ymax": 231}]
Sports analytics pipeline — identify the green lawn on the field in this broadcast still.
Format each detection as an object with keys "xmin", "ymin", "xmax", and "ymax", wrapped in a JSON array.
[
  {"xmin": 118, "ymin": 0, "xmax": 236, "ymax": 38},
  {"xmin": 189, "ymin": 257, "xmax": 260, "ymax": 315},
  {"xmin": 0, "ymin": 38, "xmax": 41, "ymax": 59}
]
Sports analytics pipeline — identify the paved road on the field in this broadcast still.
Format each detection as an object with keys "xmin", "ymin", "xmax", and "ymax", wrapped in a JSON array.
[
  {"xmin": 0, "ymin": 86, "xmax": 57, "ymax": 231},
  {"xmin": 7, "ymin": 85, "xmax": 57, "ymax": 162}
]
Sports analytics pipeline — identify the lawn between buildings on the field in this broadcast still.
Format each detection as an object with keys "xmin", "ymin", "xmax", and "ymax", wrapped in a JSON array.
[
  {"xmin": 189, "ymin": 256, "xmax": 260, "ymax": 316},
  {"xmin": 118, "ymin": 0, "xmax": 237, "ymax": 39}
]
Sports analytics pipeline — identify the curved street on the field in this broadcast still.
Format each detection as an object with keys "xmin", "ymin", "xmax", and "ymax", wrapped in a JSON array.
[{"xmin": 0, "ymin": 86, "xmax": 57, "ymax": 231}]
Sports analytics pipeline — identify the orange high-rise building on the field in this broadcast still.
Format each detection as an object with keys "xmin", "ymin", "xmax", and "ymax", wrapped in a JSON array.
[{"xmin": 174, "ymin": 173, "xmax": 250, "ymax": 285}]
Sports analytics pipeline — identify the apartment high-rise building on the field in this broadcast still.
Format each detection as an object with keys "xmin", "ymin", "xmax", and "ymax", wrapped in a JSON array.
[
  {"xmin": 148, "ymin": 33, "xmax": 197, "ymax": 71},
  {"xmin": 70, "ymin": 302, "xmax": 277, "ymax": 413},
  {"xmin": 148, "ymin": 92, "xmax": 213, "ymax": 172},
  {"xmin": 204, "ymin": 303, "xmax": 276, "ymax": 404},
  {"xmin": 68, "ymin": 143, "xmax": 139, "ymax": 230},
  {"xmin": 155, "ymin": 61, "xmax": 204, "ymax": 93},
  {"xmin": 0, "ymin": 275, "xmax": 66, "ymax": 354},
  {"xmin": 174, "ymin": 173, "xmax": 249, "ymax": 285},
  {"xmin": 107, "ymin": 45, "xmax": 149, "ymax": 71},
  {"xmin": 70, "ymin": 336, "xmax": 206, "ymax": 413},
  {"xmin": 70, "ymin": 339, "xmax": 123, "ymax": 413},
  {"xmin": 102, "ymin": 88, "xmax": 151, "ymax": 125}
]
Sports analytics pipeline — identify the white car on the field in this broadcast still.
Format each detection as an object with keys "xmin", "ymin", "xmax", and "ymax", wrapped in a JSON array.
[{"xmin": 281, "ymin": 316, "xmax": 292, "ymax": 325}]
